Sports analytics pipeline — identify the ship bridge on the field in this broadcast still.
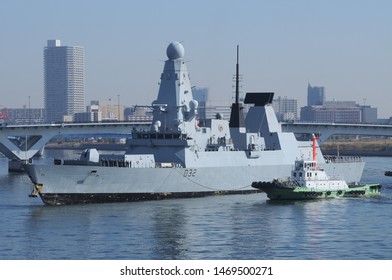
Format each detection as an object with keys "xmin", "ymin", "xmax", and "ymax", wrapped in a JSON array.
[{"xmin": 0, "ymin": 122, "xmax": 149, "ymax": 161}]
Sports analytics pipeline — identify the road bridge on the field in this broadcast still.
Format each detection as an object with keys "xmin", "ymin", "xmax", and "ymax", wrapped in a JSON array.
[
  {"xmin": 282, "ymin": 122, "xmax": 392, "ymax": 143},
  {"xmin": 0, "ymin": 122, "xmax": 149, "ymax": 161},
  {"xmin": 2, "ymin": 121, "xmax": 392, "ymax": 161}
]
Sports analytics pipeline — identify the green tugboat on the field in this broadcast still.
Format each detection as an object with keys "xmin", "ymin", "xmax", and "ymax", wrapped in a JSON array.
[{"xmin": 252, "ymin": 135, "xmax": 381, "ymax": 200}]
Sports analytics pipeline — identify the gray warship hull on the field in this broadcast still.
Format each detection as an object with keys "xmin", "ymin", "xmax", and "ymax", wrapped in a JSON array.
[{"xmin": 24, "ymin": 154, "xmax": 364, "ymax": 205}]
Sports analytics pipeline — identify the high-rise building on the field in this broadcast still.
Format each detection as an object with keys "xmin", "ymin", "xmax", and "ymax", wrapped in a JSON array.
[
  {"xmin": 272, "ymin": 96, "xmax": 298, "ymax": 121},
  {"xmin": 307, "ymin": 83, "xmax": 325, "ymax": 106},
  {"xmin": 74, "ymin": 101, "xmax": 102, "ymax": 123},
  {"xmin": 44, "ymin": 40, "xmax": 85, "ymax": 123},
  {"xmin": 192, "ymin": 87, "xmax": 208, "ymax": 120},
  {"xmin": 361, "ymin": 106, "xmax": 377, "ymax": 124}
]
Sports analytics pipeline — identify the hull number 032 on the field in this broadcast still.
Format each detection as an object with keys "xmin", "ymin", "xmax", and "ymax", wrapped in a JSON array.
[{"xmin": 183, "ymin": 169, "xmax": 197, "ymax": 177}]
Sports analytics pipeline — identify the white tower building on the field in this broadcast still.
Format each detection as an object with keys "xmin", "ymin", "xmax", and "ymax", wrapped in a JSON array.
[{"xmin": 44, "ymin": 40, "xmax": 85, "ymax": 123}]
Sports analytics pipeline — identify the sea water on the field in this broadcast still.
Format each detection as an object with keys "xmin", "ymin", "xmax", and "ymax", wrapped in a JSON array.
[{"xmin": 0, "ymin": 153, "xmax": 391, "ymax": 260}]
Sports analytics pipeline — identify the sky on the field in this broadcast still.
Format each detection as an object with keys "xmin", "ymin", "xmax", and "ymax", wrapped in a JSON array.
[{"xmin": 1, "ymin": 0, "xmax": 391, "ymax": 117}]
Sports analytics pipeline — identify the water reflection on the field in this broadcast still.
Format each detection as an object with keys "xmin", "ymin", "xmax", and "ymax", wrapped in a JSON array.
[
  {"xmin": 6, "ymin": 189, "xmax": 390, "ymax": 260},
  {"xmin": 151, "ymin": 203, "xmax": 188, "ymax": 259}
]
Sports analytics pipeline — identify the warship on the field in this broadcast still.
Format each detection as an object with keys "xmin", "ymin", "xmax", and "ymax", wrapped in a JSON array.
[
  {"xmin": 24, "ymin": 42, "xmax": 365, "ymax": 205},
  {"xmin": 252, "ymin": 135, "xmax": 381, "ymax": 200}
]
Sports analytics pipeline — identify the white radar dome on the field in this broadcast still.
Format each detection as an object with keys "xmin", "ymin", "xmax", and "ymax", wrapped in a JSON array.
[{"xmin": 166, "ymin": 42, "xmax": 185, "ymax": 60}]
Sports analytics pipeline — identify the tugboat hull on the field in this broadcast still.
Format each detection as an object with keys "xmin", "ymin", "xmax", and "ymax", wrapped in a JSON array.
[{"xmin": 252, "ymin": 181, "xmax": 381, "ymax": 200}]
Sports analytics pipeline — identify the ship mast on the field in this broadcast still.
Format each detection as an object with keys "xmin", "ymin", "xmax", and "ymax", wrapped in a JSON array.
[
  {"xmin": 312, "ymin": 134, "xmax": 320, "ymax": 163},
  {"xmin": 229, "ymin": 45, "xmax": 245, "ymax": 128},
  {"xmin": 235, "ymin": 45, "xmax": 240, "ymax": 104}
]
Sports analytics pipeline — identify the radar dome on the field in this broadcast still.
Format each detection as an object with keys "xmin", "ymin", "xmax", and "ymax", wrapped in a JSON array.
[{"xmin": 166, "ymin": 42, "xmax": 185, "ymax": 60}]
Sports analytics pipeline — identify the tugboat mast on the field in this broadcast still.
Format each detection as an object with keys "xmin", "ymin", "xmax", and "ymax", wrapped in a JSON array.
[{"xmin": 311, "ymin": 134, "xmax": 320, "ymax": 164}]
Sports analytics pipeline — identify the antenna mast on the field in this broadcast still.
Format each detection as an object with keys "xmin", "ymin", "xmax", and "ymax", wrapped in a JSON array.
[
  {"xmin": 235, "ymin": 45, "xmax": 240, "ymax": 104},
  {"xmin": 229, "ymin": 45, "xmax": 245, "ymax": 128}
]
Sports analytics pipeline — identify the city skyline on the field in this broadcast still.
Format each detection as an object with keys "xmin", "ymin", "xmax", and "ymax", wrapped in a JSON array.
[{"xmin": 1, "ymin": 0, "xmax": 391, "ymax": 117}]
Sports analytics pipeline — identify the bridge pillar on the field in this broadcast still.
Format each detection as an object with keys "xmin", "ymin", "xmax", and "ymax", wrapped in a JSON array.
[{"xmin": 0, "ymin": 129, "xmax": 57, "ymax": 161}]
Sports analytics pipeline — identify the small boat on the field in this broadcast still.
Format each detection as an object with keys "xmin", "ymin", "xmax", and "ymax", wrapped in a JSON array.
[
  {"xmin": 252, "ymin": 135, "xmax": 381, "ymax": 200},
  {"xmin": 385, "ymin": 171, "xmax": 392, "ymax": 177}
]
